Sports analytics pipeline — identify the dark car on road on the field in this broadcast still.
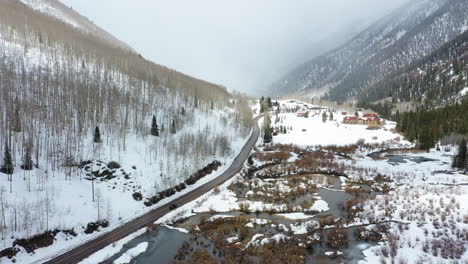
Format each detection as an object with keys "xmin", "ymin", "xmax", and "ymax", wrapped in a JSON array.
[{"xmin": 169, "ymin": 203, "xmax": 178, "ymax": 210}]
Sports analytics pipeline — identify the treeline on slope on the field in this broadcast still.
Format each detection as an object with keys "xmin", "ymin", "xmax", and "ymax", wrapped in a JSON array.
[
  {"xmin": 0, "ymin": 0, "xmax": 253, "ymax": 176},
  {"xmin": 143, "ymin": 160, "xmax": 222, "ymax": 207},
  {"xmin": 361, "ymin": 30, "xmax": 468, "ymax": 105},
  {"xmin": 357, "ymin": 101, "xmax": 394, "ymax": 120},
  {"xmin": 280, "ymin": 0, "xmax": 468, "ymax": 103},
  {"xmin": 258, "ymin": 97, "xmax": 278, "ymax": 144},
  {"xmin": 392, "ymin": 97, "xmax": 468, "ymax": 150},
  {"xmin": 0, "ymin": 0, "xmax": 228, "ymax": 99},
  {"xmin": 0, "ymin": 0, "xmax": 254, "ymax": 244}
]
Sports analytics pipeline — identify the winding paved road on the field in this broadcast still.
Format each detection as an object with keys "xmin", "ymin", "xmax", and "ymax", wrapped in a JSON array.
[{"xmin": 43, "ymin": 115, "xmax": 262, "ymax": 264}]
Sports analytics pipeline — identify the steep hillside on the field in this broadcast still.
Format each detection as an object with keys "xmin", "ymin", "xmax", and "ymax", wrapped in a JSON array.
[
  {"xmin": 273, "ymin": 0, "xmax": 468, "ymax": 103},
  {"xmin": 363, "ymin": 29, "xmax": 468, "ymax": 104},
  {"xmin": 0, "ymin": 0, "xmax": 252, "ymax": 262},
  {"xmin": 19, "ymin": 0, "xmax": 135, "ymax": 52}
]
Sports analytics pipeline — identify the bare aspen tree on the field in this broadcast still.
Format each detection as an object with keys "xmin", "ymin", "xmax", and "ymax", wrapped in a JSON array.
[
  {"xmin": 0, "ymin": 0, "xmax": 255, "ymax": 241},
  {"xmin": 106, "ymin": 199, "xmax": 113, "ymax": 221},
  {"xmin": 0, "ymin": 187, "xmax": 6, "ymax": 240},
  {"xmin": 95, "ymin": 188, "xmax": 103, "ymax": 221}
]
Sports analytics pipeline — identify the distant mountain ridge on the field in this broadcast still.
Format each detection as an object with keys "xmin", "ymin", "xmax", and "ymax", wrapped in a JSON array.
[
  {"xmin": 273, "ymin": 0, "xmax": 468, "ymax": 104},
  {"xmin": 363, "ymin": 29, "xmax": 468, "ymax": 105}
]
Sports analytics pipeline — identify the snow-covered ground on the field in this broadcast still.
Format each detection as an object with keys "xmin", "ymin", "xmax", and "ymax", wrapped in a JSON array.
[
  {"xmin": 0, "ymin": 126, "xmax": 250, "ymax": 264},
  {"xmin": 153, "ymin": 99, "xmax": 468, "ymax": 263},
  {"xmin": 112, "ymin": 242, "xmax": 149, "ymax": 264},
  {"xmin": 77, "ymin": 228, "xmax": 147, "ymax": 264},
  {"xmin": 0, "ymin": 11, "xmax": 252, "ymax": 264},
  {"xmin": 460, "ymin": 86, "xmax": 468, "ymax": 97},
  {"xmin": 18, "ymin": 0, "xmax": 134, "ymax": 51},
  {"xmin": 269, "ymin": 100, "xmax": 409, "ymax": 147},
  {"xmin": 359, "ymin": 184, "xmax": 468, "ymax": 263},
  {"xmin": 354, "ymin": 148, "xmax": 468, "ymax": 185}
]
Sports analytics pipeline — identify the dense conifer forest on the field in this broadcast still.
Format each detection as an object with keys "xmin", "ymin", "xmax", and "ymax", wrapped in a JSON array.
[
  {"xmin": 361, "ymin": 30, "xmax": 468, "ymax": 104},
  {"xmin": 392, "ymin": 98, "xmax": 468, "ymax": 150}
]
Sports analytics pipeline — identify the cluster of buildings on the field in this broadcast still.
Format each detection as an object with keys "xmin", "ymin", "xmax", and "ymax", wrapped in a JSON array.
[
  {"xmin": 293, "ymin": 107, "xmax": 385, "ymax": 126},
  {"xmin": 342, "ymin": 113, "xmax": 386, "ymax": 126}
]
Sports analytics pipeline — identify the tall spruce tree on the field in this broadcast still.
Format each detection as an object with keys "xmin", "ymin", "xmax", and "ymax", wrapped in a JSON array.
[
  {"xmin": 94, "ymin": 126, "xmax": 102, "ymax": 143},
  {"xmin": 21, "ymin": 145, "xmax": 33, "ymax": 170},
  {"xmin": 263, "ymin": 113, "xmax": 272, "ymax": 144},
  {"xmin": 453, "ymin": 139, "xmax": 467, "ymax": 170},
  {"xmin": 322, "ymin": 111, "xmax": 327, "ymax": 123},
  {"xmin": 12, "ymin": 102, "xmax": 21, "ymax": 132},
  {"xmin": 247, "ymin": 156, "xmax": 254, "ymax": 165},
  {"xmin": 150, "ymin": 115, "xmax": 159, "ymax": 136},
  {"xmin": 170, "ymin": 119, "xmax": 176, "ymax": 134},
  {"xmin": 1, "ymin": 144, "xmax": 13, "ymax": 175},
  {"xmin": 267, "ymin": 97, "xmax": 272, "ymax": 109}
]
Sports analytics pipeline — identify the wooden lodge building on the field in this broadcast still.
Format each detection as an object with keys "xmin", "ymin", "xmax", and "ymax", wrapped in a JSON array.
[{"xmin": 343, "ymin": 113, "xmax": 386, "ymax": 126}]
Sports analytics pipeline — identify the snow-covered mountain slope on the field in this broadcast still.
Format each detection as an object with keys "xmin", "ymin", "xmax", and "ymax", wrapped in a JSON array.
[
  {"xmin": 0, "ymin": 1, "xmax": 253, "ymax": 262},
  {"xmin": 364, "ymin": 29, "xmax": 468, "ymax": 104},
  {"xmin": 19, "ymin": 0, "xmax": 135, "ymax": 52},
  {"xmin": 273, "ymin": 0, "xmax": 468, "ymax": 103}
]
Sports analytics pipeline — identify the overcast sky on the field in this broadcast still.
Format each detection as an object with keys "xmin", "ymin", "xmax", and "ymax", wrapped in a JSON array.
[{"xmin": 60, "ymin": 0, "xmax": 409, "ymax": 95}]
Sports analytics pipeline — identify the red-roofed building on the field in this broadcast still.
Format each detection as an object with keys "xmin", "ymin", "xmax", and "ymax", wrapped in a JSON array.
[
  {"xmin": 343, "ymin": 115, "xmax": 385, "ymax": 126},
  {"xmin": 365, "ymin": 117, "xmax": 381, "ymax": 125},
  {"xmin": 363, "ymin": 113, "xmax": 379, "ymax": 118},
  {"xmin": 343, "ymin": 116, "xmax": 361, "ymax": 124}
]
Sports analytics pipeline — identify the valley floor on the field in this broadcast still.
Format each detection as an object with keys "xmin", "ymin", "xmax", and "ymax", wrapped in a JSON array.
[{"xmin": 97, "ymin": 99, "xmax": 468, "ymax": 264}]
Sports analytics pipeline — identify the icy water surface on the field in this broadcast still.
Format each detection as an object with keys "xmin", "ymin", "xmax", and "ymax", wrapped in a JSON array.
[
  {"xmin": 101, "ymin": 226, "xmax": 188, "ymax": 264},
  {"xmin": 386, "ymin": 155, "xmax": 438, "ymax": 165}
]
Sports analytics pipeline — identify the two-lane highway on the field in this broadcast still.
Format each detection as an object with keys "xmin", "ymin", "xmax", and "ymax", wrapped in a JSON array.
[{"xmin": 43, "ymin": 115, "xmax": 263, "ymax": 264}]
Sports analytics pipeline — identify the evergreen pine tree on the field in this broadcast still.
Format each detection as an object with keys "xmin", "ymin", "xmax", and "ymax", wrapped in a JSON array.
[
  {"xmin": 453, "ymin": 139, "xmax": 467, "ymax": 170},
  {"xmin": 263, "ymin": 113, "xmax": 272, "ymax": 143},
  {"xmin": 267, "ymin": 97, "xmax": 272, "ymax": 109},
  {"xmin": 329, "ymin": 112, "xmax": 334, "ymax": 121},
  {"xmin": 150, "ymin": 115, "xmax": 159, "ymax": 136},
  {"xmin": 12, "ymin": 103, "xmax": 21, "ymax": 132},
  {"xmin": 181, "ymin": 107, "xmax": 186, "ymax": 115},
  {"xmin": 259, "ymin": 100, "xmax": 265, "ymax": 114},
  {"xmin": 21, "ymin": 145, "xmax": 33, "ymax": 170},
  {"xmin": 210, "ymin": 100, "xmax": 214, "ymax": 110},
  {"xmin": 419, "ymin": 129, "xmax": 432, "ymax": 151},
  {"xmin": 247, "ymin": 156, "xmax": 254, "ymax": 165},
  {"xmin": 322, "ymin": 111, "xmax": 327, "ymax": 123},
  {"xmin": 170, "ymin": 119, "xmax": 176, "ymax": 134},
  {"xmin": 1, "ymin": 144, "xmax": 13, "ymax": 175},
  {"xmin": 94, "ymin": 126, "xmax": 102, "ymax": 143},
  {"xmin": 160, "ymin": 124, "xmax": 165, "ymax": 133}
]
